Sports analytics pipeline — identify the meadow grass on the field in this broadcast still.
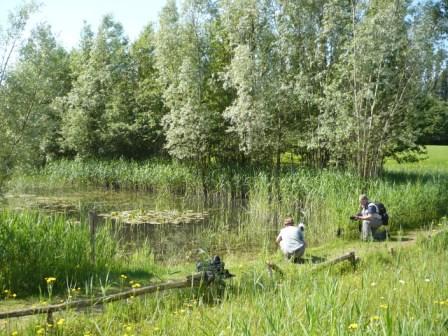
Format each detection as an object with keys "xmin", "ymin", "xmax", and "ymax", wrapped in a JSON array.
[
  {"xmin": 0, "ymin": 210, "xmax": 169, "ymax": 298},
  {"xmin": 0, "ymin": 146, "xmax": 447, "ymax": 335},
  {"xmin": 1, "ymin": 222, "xmax": 447, "ymax": 335}
]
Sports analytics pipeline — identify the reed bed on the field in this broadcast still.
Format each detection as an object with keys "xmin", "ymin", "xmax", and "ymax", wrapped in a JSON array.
[{"xmin": 0, "ymin": 211, "xmax": 120, "ymax": 295}]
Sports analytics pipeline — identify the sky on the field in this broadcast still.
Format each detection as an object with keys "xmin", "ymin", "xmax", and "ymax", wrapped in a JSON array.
[{"xmin": 0, "ymin": 0, "xmax": 168, "ymax": 50}]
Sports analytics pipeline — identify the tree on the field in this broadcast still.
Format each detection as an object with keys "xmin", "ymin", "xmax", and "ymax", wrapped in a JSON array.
[
  {"xmin": 319, "ymin": 0, "xmax": 417, "ymax": 177},
  {"xmin": 0, "ymin": 22, "xmax": 70, "ymax": 169},
  {"xmin": 61, "ymin": 15, "xmax": 143, "ymax": 158},
  {"xmin": 0, "ymin": 1, "xmax": 38, "ymax": 184},
  {"xmin": 130, "ymin": 24, "xmax": 166, "ymax": 157}
]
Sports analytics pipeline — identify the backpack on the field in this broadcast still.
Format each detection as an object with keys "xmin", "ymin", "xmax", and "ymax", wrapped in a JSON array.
[{"xmin": 369, "ymin": 202, "xmax": 389, "ymax": 225}]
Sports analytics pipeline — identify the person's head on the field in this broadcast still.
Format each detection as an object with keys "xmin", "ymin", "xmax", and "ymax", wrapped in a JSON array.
[
  {"xmin": 359, "ymin": 194, "xmax": 368, "ymax": 207},
  {"xmin": 284, "ymin": 216, "xmax": 294, "ymax": 226}
]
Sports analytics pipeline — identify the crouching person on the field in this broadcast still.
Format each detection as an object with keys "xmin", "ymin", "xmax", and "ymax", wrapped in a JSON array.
[
  {"xmin": 352, "ymin": 194, "xmax": 383, "ymax": 241},
  {"xmin": 276, "ymin": 216, "xmax": 306, "ymax": 262}
]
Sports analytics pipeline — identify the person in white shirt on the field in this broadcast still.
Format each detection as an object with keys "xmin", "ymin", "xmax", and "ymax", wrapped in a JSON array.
[{"xmin": 276, "ymin": 216, "xmax": 306, "ymax": 261}]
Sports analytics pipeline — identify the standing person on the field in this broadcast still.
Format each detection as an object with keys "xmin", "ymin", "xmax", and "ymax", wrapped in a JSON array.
[
  {"xmin": 276, "ymin": 216, "xmax": 306, "ymax": 261},
  {"xmin": 352, "ymin": 194, "xmax": 382, "ymax": 241}
]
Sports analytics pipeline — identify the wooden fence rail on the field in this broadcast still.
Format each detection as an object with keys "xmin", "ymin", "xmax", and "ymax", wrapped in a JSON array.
[{"xmin": 0, "ymin": 272, "xmax": 214, "ymax": 322}]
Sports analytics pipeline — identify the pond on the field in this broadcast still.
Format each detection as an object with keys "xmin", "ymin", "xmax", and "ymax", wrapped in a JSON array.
[{"xmin": 0, "ymin": 187, "xmax": 252, "ymax": 261}]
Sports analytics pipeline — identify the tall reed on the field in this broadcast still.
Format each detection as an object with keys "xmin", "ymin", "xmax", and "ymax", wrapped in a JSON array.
[{"xmin": 0, "ymin": 210, "xmax": 119, "ymax": 295}]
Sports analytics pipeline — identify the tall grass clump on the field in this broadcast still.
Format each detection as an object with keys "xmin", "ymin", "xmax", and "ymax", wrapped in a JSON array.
[
  {"xmin": 7, "ymin": 159, "xmax": 203, "ymax": 194},
  {"xmin": 246, "ymin": 166, "xmax": 448, "ymax": 245},
  {"xmin": 0, "ymin": 210, "xmax": 119, "ymax": 295}
]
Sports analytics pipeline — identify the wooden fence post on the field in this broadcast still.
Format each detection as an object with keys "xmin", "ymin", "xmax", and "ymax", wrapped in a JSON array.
[{"xmin": 89, "ymin": 210, "xmax": 97, "ymax": 265}]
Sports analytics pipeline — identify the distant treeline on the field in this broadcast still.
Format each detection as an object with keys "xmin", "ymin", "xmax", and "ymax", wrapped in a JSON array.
[{"xmin": 0, "ymin": 0, "xmax": 447, "ymax": 180}]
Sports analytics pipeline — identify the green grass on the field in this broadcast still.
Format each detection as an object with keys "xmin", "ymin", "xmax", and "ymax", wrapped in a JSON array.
[
  {"xmin": 1, "ymin": 223, "xmax": 447, "ymax": 335},
  {"xmin": 0, "ymin": 210, "xmax": 170, "ymax": 298},
  {"xmin": 385, "ymin": 145, "xmax": 448, "ymax": 171},
  {"xmin": 1, "ymin": 146, "xmax": 447, "ymax": 334}
]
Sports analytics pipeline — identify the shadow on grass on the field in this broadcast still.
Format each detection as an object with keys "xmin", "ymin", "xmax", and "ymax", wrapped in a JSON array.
[
  {"xmin": 387, "ymin": 236, "xmax": 413, "ymax": 242},
  {"xmin": 293, "ymin": 255, "xmax": 327, "ymax": 264}
]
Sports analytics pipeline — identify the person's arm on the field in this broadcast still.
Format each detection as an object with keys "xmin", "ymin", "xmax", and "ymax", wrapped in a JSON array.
[
  {"xmin": 355, "ymin": 204, "xmax": 376, "ymax": 220},
  {"xmin": 355, "ymin": 213, "xmax": 374, "ymax": 221},
  {"xmin": 276, "ymin": 233, "xmax": 282, "ymax": 244}
]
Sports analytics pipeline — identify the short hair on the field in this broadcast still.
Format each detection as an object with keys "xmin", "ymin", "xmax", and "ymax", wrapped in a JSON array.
[
  {"xmin": 359, "ymin": 194, "xmax": 368, "ymax": 202},
  {"xmin": 284, "ymin": 216, "xmax": 294, "ymax": 225}
]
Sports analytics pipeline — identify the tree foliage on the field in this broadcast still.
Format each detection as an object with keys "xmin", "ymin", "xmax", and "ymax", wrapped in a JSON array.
[{"xmin": 1, "ymin": 0, "xmax": 447, "ymax": 184}]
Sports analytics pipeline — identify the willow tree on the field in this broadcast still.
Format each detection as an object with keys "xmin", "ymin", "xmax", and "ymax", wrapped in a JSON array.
[
  {"xmin": 320, "ymin": 0, "xmax": 416, "ymax": 177},
  {"xmin": 0, "ymin": 2, "xmax": 38, "ymax": 184},
  {"xmin": 157, "ymin": 0, "xmax": 229, "ymax": 193},
  {"xmin": 222, "ymin": 0, "xmax": 306, "ymax": 198},
  {"xmin": 1, "ymin": 24, "xmax": 71, "ymax": 166}
]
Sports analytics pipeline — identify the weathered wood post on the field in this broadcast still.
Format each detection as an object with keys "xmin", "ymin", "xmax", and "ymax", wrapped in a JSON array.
[{"xmin": 88, "ymin": 210, "xmax": 97, "ymax": 265}]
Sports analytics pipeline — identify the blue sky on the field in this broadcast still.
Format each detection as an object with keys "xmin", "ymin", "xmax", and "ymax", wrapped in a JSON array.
[{"xmin": 0, "ymin": 0, "xmax": 168, "ymax": 49}]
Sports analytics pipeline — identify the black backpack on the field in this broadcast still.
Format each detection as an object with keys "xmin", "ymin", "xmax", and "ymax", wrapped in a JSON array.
[{"xmin": 370, "ymin": 202, "xmax": 389, "ymax": 225}]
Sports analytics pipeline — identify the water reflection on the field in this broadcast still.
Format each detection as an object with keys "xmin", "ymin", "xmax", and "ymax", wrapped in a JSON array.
[{"xmin": 1, "ymin": 187, "xmax": 248, "ymax": 261}]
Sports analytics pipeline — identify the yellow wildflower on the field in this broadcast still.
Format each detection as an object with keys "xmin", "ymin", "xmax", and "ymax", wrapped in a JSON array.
[
  {"xmin": 57, "ymin": 318, "xmax": 65, "ymax": 326},
  {"xmin": 131, "ymin": 283, "xmax": 141, "ymax": 289},
  {"xmin": 11, "ymin": 332, "xmax": 18, "ymax": 336},
  {"xmin": 36, "ymin": 328, "xmax": 45, "ymax": 335},
  {"xmin": 370, "ymin": 315, "xmax": 380, "ymax": 322},
  {"xmin": 120, "ymin": 274, "xmax": 128, "ymax": 279},
  {"xmin": 380, "ymin": 304, "xmax": 388, "ymax": 309},
  {"xmin": 45, "ymin": 277, "xmax": 56, "ymax": 284},
  {"xmin": 348, "ymin": 323, "xmax": 358, "ymax": 330}
]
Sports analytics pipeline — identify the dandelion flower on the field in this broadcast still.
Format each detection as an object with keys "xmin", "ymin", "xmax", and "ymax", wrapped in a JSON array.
[
  {"xmin": 57, "ymin": 318, "xmax": 65, "ymax": 326},
  {"xmin": 120, "ymin": 274, "xmax": 128, "ymax": 280},
  {"xmin": 131, "ymin": 283, "xmax": 141, "ymax": 288},
  {"xmin": 370, "ymin": 315, "xmax": 380, "ymax": 322},
  {"xmin": 348, "ymin": 323, "xmax": 358, "ymax": 330},
  {"xmin": 45, "ymin": 277, "xmax": 56, "ymax": 284},
  {"xmin": 36, "ymin": 328, "xmax": 45, "ymax": 335}
]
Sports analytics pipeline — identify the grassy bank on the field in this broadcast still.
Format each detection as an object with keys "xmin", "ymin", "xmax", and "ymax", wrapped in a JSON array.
[
  {"xmin": 0, "ymin": 210, "xmax": 164, "ymax": 296},
  {"xmin": 1, "ymin": 223, "xmax": 447, "ymax": 335}
]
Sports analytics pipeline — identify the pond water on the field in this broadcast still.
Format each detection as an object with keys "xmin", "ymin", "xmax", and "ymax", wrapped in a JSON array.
[{"xmin": 0, "ymin": 187, "xmax": 251, "ymax": 261}]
